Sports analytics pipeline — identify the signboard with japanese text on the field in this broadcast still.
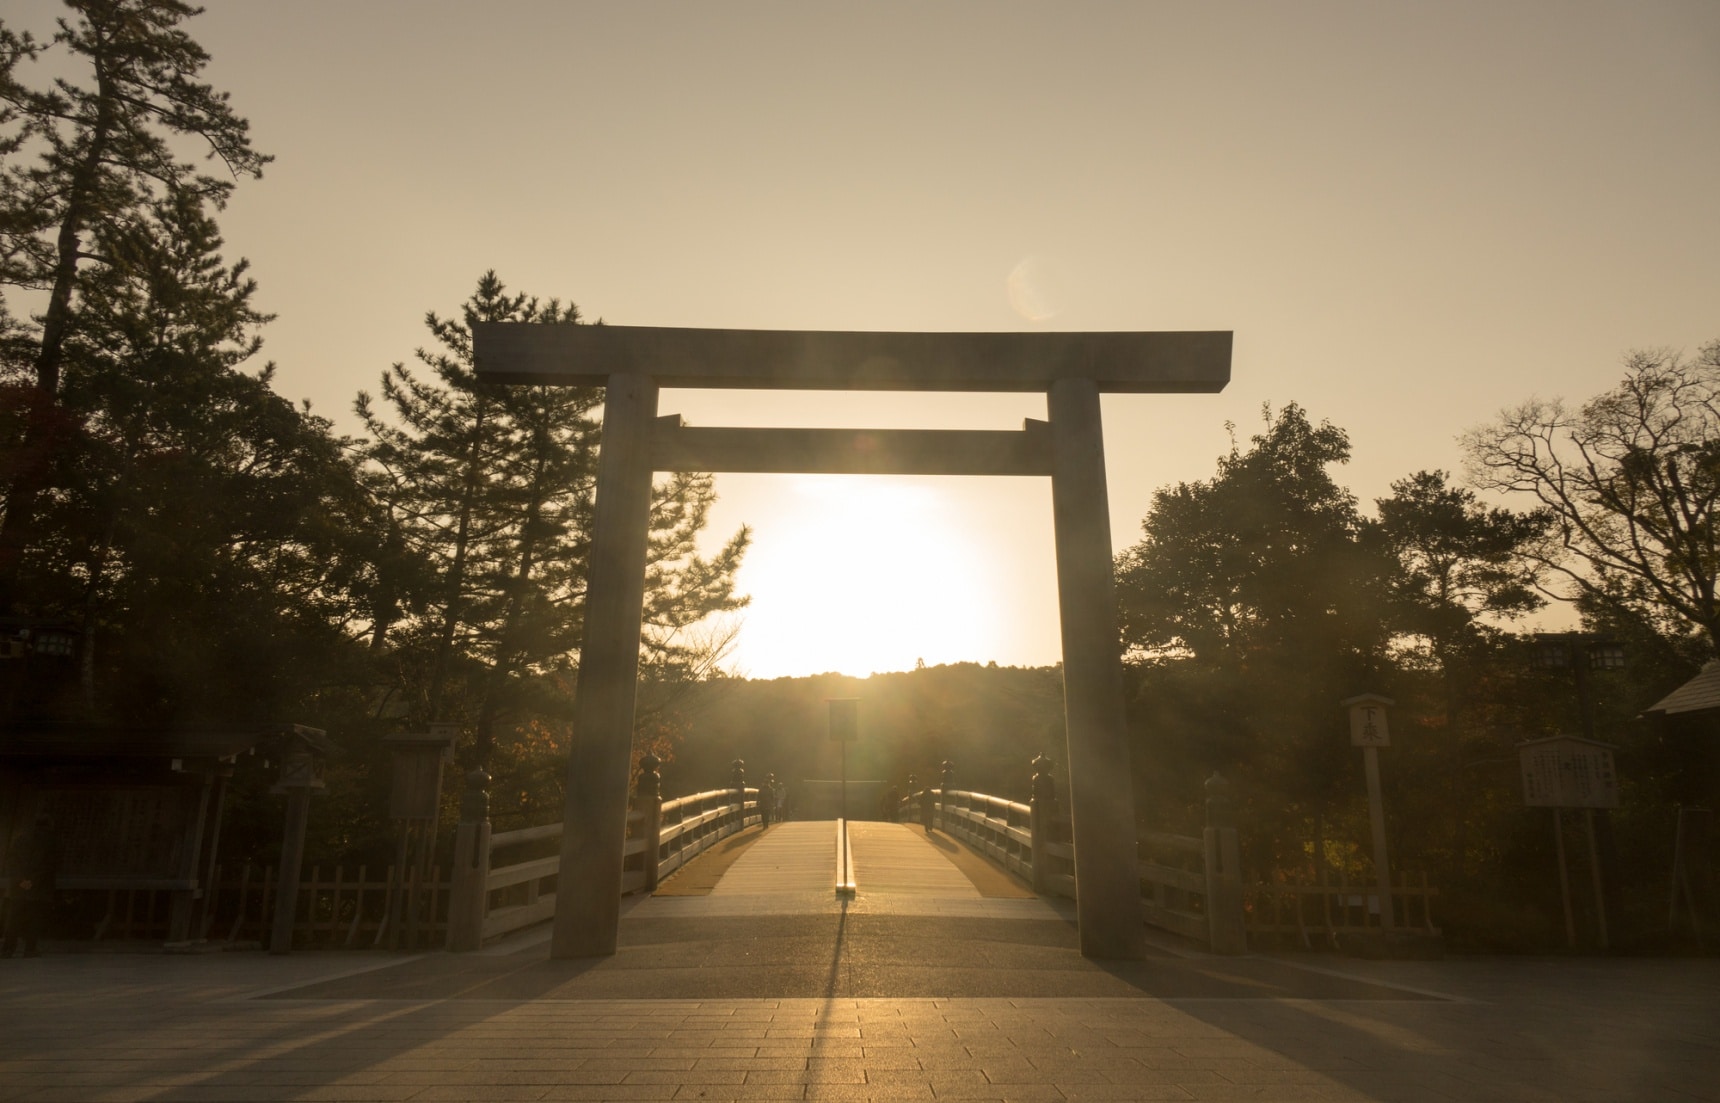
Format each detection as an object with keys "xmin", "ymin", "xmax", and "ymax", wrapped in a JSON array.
[
  {"xmin": 1348, "ymin": 701, "xmax": 1391, "ymax": 747},
  {"xmin": 1519, "ymin": 736, "xmax": 1619, "ymax": 809}
]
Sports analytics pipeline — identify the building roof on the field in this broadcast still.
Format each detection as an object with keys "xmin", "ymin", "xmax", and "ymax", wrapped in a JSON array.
[{"xmin": 1643, "ymin": 661, "xmax": 1720, "ymax": 717}]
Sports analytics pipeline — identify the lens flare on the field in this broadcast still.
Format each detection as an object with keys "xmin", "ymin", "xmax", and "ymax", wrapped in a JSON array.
[{"xmin": 1006, "ymin": 255, "xmax": 1066, "ymax": 322}]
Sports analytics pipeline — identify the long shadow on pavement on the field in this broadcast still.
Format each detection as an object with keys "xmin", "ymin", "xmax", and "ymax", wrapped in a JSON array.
[{"xmin": 266, "ymin": 913, "xmax": 1436, "ymax": 1002}]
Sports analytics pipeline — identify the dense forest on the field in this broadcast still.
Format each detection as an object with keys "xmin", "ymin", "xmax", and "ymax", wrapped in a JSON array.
[{"xmin": 2, "ymin": 2, "xmax": 1716, "ymax": 952}]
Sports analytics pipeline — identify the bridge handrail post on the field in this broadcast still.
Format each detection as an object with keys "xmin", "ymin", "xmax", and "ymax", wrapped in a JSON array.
[
  {"xmin": 1030, "ymin": 754, "xmax": 1056, "ymax": 894},
  {"xmin": 939, "ymin": 760, "xmax": 954, "ymax": 831},
  {"xmin": 638, "ymin": 754, "xmax": 663, "ymax": 892},
  {"xmin": 730, "ymin": 759, "xmax": 747, "ymax": 830},
  {"xmin": 447, "ymin": 768, "xmax": 492, "ymax": 952},
  {"xmin": 1202, "ymin": 771, "xmax": 1248, "ymax": 954}
]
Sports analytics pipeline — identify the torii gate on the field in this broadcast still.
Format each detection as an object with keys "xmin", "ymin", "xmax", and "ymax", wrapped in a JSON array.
[{"xmin": 473, "ymin": 325, "xmax": 1231, "ymax": 959}]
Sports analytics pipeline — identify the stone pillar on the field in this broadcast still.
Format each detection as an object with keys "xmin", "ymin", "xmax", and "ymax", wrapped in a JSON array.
[
  {"xmin": 447, "ymin": 768, "xmax": 492, "ymax": 952},
  {"xmin": 1048, "ymin": 377, "xmax": 1145, "ymax": 959},
  {"xmin": 268, "ymin": 748, "xmax": 324, "ymax": 956},
  {"xmin": 552, "ymin": 373, "xmax": 659, "ymax": 959},
  {"xmin": 1202, "ymin": 772, "xmax": 1248, "ymax": 955},
  {"xmin": 170, "ymin": 769, "xmax": 216, "ymax": 944},
  {"xmin": 1030, "ymin": 754, "xmax": 1057, "ymax": 894},
  {"xmin": 637, "ymin": 754, "xmax": 663, "ymax": 891}
]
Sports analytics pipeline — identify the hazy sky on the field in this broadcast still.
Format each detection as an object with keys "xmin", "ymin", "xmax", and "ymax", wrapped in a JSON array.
[{"xmin": 18, "ymin": 1, "xmax": 1719, "ymax": 677}]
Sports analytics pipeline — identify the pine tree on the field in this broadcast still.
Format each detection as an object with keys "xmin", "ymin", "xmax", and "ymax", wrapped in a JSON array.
[
  {"xmin": 358, "ymin": 273, "xmax": 750, "ymax": 790},
  {"xmin": 29, "ymin": 185, "xmax": 379, "ymax": 723},
  {"xmin": 0, "ymin": 0, "xmax": 269, "ymax": 607}
]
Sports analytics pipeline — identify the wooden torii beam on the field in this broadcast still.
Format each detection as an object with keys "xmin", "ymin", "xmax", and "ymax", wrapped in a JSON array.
[{"xmin": 474, "ymin": 323, "xmax": 1231, "ymax": 960}]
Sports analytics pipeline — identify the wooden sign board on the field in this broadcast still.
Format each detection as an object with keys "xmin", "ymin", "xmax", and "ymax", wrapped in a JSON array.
[
  {"xmin": 383, "ymin": 731, "xmax": 456, "ymax": 821},
  {"xmin": 1519, "ymin": 736, "xmax": 1619, "ymax": 809}
]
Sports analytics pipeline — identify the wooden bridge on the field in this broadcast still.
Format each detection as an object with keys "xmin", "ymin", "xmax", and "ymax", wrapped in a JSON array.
[{"xmin": 445, "ymin": 762, "xmax": 1273, "ymax": 956}]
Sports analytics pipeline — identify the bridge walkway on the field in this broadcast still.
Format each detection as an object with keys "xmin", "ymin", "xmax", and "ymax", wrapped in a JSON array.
[{"xmin": 640, "ymin": 819, "xmax": 1050, "ymax": 920}]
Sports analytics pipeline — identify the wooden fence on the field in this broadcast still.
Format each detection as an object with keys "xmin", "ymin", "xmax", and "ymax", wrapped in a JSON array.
[
  {"xmin": 919, "ymin": 771, "xmax": 1440, "ymax": 955},
  {"xmin": 82, "ymin": 765, "xmax": 1434, "ymax": 956},
  {"xmin": 1245, "ymin": 869, "xmax": 1441, "ymax": 948},
  {"xmin": 82, "ymin": 861, "xmax": 448, "ymax": 950}
]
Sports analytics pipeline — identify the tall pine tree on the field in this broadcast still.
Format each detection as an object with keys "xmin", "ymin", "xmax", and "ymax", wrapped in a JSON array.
[
  {"xmin": 358, "ymin": 273, "xmax": 749, "ymax": 793},
  {"xmin": 0, "ymin": 0, "xmax": 270, "ymax": 609}
]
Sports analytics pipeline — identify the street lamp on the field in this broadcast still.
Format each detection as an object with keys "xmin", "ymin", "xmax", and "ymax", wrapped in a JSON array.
[{"xmin": 1531, "ymin": 632, "xmax": 1625, "ymax": 742}]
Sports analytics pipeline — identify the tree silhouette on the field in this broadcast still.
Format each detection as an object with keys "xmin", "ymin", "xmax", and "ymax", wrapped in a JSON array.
[
  {"xmin": 1463, "ymin": 342, "xmax": 1720, "ymax": 653},
  {"xmin": 0, "ymin": 0, "xmax": 269, "ymax": 607},
  {"xmin": 357, "ymin": 273, "xmax": 749, "ymax": 801}
]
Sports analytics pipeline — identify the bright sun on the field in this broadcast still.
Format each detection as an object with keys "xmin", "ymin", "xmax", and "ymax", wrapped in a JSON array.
[{"xmin": 731, "ymin": 475, "xmax": 1005, "ymax": 678}]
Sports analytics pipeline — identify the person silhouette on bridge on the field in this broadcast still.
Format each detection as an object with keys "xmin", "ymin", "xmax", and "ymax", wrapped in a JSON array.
[{"xmin": 919, "ymin": 786, "xmax": 935, "ymax": 835}]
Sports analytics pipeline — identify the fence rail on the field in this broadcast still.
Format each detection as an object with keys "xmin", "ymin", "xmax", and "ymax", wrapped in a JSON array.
[
  {"xmin": 1246, "ymin": 870, "xmax": 1441, "ymax": 947},
  {"xmin": 899, "ymin": 776, "xmax": 1248, "ymax": 954},
  {"xmin": 445, "ymin": 768, "xmax": 762, "ymax": 951},
  {"xmin": 89, "ymin": 763, "xmax": 1435, "ymax": 957},
  {"xmin": 935, "ymin": 789, "xmax": 1036, "ymax": 883},
  {"xmin": 77, "ymin": 861, "xmax": 446, "ymax": 950}
]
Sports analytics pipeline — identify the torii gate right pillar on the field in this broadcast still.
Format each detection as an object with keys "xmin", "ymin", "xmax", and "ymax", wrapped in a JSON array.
[{"xmin": 1048, "ymin": 377, "xmax": 1146, "ymax": 959}]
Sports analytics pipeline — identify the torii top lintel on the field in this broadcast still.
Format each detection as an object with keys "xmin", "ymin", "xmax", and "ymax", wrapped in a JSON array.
[{"xmin": 472, "ymin": 323, "xmax": 1231, "ymax": 393}]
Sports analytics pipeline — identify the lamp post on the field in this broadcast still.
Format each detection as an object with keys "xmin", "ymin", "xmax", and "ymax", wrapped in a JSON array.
[
  {"xmin": 828, "ymin": 699, "xmax": 858, "ymax": 822},
  {"xmin": 1532, "ymin": 633, "xmax": 1625, "ymax": 743}
]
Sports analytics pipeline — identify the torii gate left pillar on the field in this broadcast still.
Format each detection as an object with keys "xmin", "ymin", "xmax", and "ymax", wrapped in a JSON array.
[{"xmin": 475, "ymin": 325, "xmax": 1231, "ymax": 960}]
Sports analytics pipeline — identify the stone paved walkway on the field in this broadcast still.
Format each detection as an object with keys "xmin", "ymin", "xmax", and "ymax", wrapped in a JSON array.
[{"xmin": 0, "ymin": 823, "xmax": 1715, "ymax": 1102}]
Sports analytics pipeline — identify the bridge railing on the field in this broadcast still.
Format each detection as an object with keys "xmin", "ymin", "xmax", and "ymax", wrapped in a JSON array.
[
  {"xmin": 447, "ymin": 758, "xmax": 763, "ymax": 951},
  {"xmin": 933, "ymin": 789, "xmax": 1039, "ymax": 886},
  {"xmin": 904, "ymin": 764, "xmax": 1248, "ymax": 954}
]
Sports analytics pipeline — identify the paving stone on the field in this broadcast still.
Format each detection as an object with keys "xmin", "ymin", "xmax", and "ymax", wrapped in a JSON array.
[{"xmin": 3, "ymin": 825, "xmax": 1718, "ymax": 1103}]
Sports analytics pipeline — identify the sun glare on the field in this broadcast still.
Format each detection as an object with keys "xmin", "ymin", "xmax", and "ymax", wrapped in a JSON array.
[{"xmin": 731, "ymin": 476, "xmax": 1003, "ymax": 678}]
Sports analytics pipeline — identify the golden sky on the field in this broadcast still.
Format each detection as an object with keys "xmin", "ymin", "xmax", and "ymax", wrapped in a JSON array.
[{"xmin": 21, "ymin": 1, "xmax": 1718, "ymax": 677}]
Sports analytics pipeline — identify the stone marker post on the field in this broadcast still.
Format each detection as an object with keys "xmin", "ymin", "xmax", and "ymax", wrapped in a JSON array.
[
  {"xmin": 1202, "ymin": 772, "xmax": 1248, "ymax": 954},
  {"xmin": 268, "ymin": 745, "xmax": 324, "ymax": 955},
  {"xmin": 447, "ymin": 768, "xmax": 491, "ymax": 952}
]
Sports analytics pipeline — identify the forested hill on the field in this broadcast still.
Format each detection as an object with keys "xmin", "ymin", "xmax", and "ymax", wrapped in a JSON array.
[{"xmin": 660, "ymin": 663, "xmax": 1069, "ymax": 810}]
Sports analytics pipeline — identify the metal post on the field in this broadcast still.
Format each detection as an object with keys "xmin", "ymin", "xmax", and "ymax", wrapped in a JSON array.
[
  {"xmin": 551, "ymin": 373, "xmax": 659, "ymax": 959},
  {"xmin": 1048, "ymin": 377, "xmax": 1145, "ymax": 959}
]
